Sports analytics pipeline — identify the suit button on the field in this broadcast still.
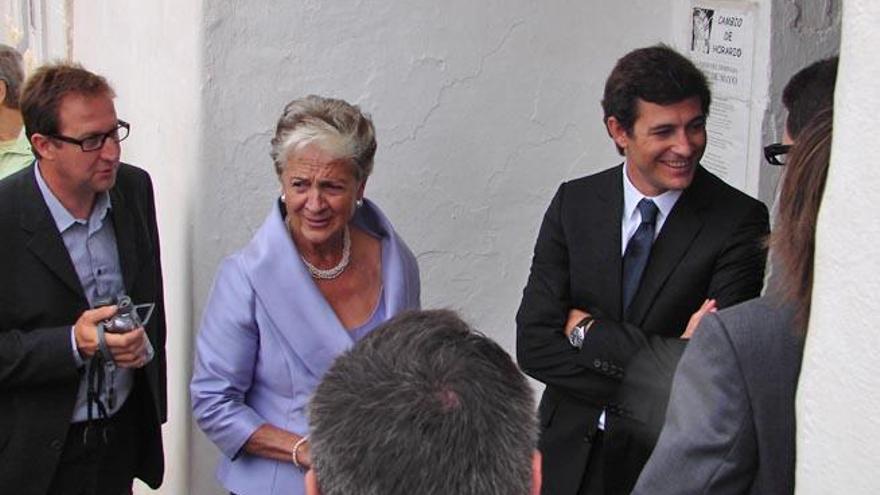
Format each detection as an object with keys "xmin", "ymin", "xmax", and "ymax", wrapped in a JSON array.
[
  {"xmin": 50, "ymin": 439, "xmax": 63, "ymax": 450},
  {"xmin": 593, "ymin": 359, "xmax": 602, "ymax": 369}
]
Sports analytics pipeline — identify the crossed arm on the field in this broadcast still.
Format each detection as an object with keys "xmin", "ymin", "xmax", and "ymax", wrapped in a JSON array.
[{"xmin": 516, "ymin": 186, "xmax": 768, "ymax": 404}]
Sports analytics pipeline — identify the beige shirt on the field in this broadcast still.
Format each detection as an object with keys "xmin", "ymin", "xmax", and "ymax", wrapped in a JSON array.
[{"xmin": 0, "ymin": 131, "xmax": 33, "ymax": 180}]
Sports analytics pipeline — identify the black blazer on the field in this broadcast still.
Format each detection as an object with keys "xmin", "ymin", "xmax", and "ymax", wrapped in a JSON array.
[
  {"xmin": 0, "ymin": 164, "xmax": 167, "ymax": 495},
  {"xmin": 517, "ymin": 165, "xmax": 768, "ymax": 494}
]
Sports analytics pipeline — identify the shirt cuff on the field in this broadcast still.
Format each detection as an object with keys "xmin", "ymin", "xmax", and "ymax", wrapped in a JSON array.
[{"xmin": 70, "ymin": 326, "xmax": 85, "ymax": 368}]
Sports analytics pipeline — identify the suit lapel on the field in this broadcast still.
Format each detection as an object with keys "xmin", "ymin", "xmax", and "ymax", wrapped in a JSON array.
[
  {"xmin": 245, "ymin": 205, "xmax": 353, "ymax": 381},
  {"xmin": 571, "ymin": 165, "xmax": 624, "ymax": 320},
  {"xmin": 19, "ymin": 169, "xmax": 86, "ymax": 300},
  {"xmin": 109, "ymin": 187, "xmax": 140, "ymax": 293},
  {"xmin": 626, "ymin": 172, "xmax": 707, "ymax": 326},
  {"xmin": 597, "ymin": 167, "xmax": 625, "ymax": 320}
]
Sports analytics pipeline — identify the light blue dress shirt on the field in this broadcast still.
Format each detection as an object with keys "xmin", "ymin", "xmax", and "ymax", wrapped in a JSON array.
[{"xmin": 34, "ymin": 162, "xmax": 133, "ymax": 422}]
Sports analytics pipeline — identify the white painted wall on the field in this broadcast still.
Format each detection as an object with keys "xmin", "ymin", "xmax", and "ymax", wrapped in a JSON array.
[
  {"xmin": 62, "ymin": 1, "xmax": 676, "ymax": 492},
  {"xmin": 796, "ymin": 0, "xmax": 880, "ymax": 492},
  {"xmin": 69, "ymin": 2, "xmax": 203, "ymax": 493},
  {"xmin": 190, "ymin": 2, "xmax": 672, "ymax": 493},
  {"xmin": 759, "ymin": 0, "xmax": 840, "ymax": 204},
  {"xmin": 49, "ymin": 0, "xmax": 867, "ymax": 493},
  {"xmin": 671, "ymin": 0, "xmax": 840, "ymax": 205}
]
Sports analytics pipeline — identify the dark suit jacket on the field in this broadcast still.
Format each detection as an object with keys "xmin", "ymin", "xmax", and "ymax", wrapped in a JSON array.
[
  {"xmin": 0, "ymin": 163, "xmax": 167, "ymax": 495},
  {"xmin": 516, "ymin": 164, "xmax": 768, "ymax": 494},
  {"xmin": 633, "ymin": 296, "xmax": 802, "ymax": 494}
]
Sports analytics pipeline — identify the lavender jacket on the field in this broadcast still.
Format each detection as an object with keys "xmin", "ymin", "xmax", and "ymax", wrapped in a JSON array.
[{"xmin": 191, "ymin": 199, "xmax": 420, "ymax": 495}]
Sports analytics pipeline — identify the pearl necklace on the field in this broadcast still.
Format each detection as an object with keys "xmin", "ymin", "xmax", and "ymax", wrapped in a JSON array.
[{"xmin": 300, "ymin": 226, "xmax": 351, "ymax": 280}]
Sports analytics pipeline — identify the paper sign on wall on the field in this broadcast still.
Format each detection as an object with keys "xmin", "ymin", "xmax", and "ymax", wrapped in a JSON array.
[{"xmin": 688, "ymin": 1, "xmax": 757, "ymax": 190}]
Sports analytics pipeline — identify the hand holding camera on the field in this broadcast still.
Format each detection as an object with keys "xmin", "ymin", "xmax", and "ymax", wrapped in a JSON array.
[{"xmin": 74, "ymin": 295, "xmax": 155, "ymax": 368}]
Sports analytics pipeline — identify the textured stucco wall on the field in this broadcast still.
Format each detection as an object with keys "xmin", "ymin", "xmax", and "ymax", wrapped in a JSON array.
[
  {"xmin": 671, "ymin": 0, "xmax": 840, "ymax": 205},
  {"xmin": 189, "ymin": 1, "xmax": 672, "ymax": 493},
  {"xmin": 60, "ymin": 1, "xmax": 852, "ymax": 493},
  {"xmin": 759, "ymin": 0, "xmax": 840, "ymax": 205},
  {"xmin": 796, "ymin": 0, "xmax": 880, "ymax": 492}
]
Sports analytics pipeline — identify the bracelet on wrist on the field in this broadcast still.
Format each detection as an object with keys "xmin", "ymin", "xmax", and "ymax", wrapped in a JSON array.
[{"xmin": 292, "ymin": 436, "xmax": 309, "ymax": 469}]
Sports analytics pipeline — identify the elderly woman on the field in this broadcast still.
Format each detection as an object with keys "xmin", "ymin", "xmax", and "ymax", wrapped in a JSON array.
[{"xmin": 191, "ymin": 95, "xmax": 420, "ymax": 495}]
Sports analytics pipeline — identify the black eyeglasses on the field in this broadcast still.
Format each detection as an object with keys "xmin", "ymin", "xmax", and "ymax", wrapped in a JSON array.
[
  {"xmin": 763, "ymin": 142, "xmax": 791, "ymax": 166},
  {"xmin": 49, "ymin": 120, "xmax": 130, "ymax": 152}
]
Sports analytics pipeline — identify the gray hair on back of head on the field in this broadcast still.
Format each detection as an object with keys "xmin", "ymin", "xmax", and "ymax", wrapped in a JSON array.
[
  {"xmin": 0, "ymin": 44, "xmax": 25, "ymax": 109},
  {"xmin": 309, "ymin": 309, "xmax": 539, "ymax": 495},
  {"xmin": 270, "ymin": 95, "xmax": 376, "ymax": 182}
]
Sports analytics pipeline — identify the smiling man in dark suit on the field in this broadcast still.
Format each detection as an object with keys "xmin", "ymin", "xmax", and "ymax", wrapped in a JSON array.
[
  {"xmin": 516, "ymin": 45, "xmax": 769, "ymax": 495},
  {"xmin": 0, "ymin": 63, "xmax": 166, "ymax": 495}
]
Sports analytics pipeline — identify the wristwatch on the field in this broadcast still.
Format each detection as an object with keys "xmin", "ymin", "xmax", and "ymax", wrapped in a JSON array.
[{"xmin": 568, "ymin": 316, "xmax": 594, "ymax": 349}]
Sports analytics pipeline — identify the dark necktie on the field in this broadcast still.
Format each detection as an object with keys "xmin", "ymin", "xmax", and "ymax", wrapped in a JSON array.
[{"xmin": 622, "ymin": 199, "xmax": 658, "ymax": 315}]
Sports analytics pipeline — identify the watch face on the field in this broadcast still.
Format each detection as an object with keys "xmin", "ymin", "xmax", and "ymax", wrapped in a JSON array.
[{"xmin": 569, "ymin": 326, "xmax": 584, "ymax": 347}]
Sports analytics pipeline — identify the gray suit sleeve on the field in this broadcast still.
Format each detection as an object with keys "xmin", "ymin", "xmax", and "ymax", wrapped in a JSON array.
[{"xmin": 632, "ymin": 312, "xmax": 757, "ymax": 494}]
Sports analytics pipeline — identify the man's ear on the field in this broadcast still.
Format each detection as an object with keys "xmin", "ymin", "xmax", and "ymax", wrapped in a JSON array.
[
  {"xmin": 605, "ymin": 116, "xmax": 630, "ymax": 152},
  {"xmin": 531, "ymin": 450, "xmax": 542, "ymax": 495},
  {"xmin": 0, "ymin": 80, "xmax": 7, "ymax": 104},
  {"xmin": 29, "ymin": 134, "xmax": 57, "ymax": 160},
  {"xmin": 305, "ymin": 468, "xmax": 322, "ymax": 495}
]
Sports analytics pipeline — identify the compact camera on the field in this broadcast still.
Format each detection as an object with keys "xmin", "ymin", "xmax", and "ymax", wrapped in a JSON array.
[
  {"xmin": 94, "ymin": 294, "xmax": 156, "ymax": 362},
  {"xmin": 88, "ymin": 295, "xmax": 156, "ymax": 416},
  {"xmin": 95, "ymin": 294, "xmax": 154, "ymax": 333}
]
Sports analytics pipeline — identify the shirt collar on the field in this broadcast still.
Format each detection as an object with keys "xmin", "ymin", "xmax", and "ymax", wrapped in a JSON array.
[
  {"xmin": 35, "ymin": 160, "xmax": 112, "ymax": 233},
  {"xmin": 622, "ymin": 161, "xmax": 683, "ymax": 221}
]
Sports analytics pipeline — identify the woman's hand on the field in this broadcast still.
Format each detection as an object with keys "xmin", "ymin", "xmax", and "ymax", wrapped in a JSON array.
[
  {"xmin": 681, "ymin": 299, "xmax": 717, "ymax": 339},
  {"xmin": 244, "ymin": 423, "xmax": 311, "ymax": 469},
  {"xmin": 295, "ymin": 437, "xmax": 311, "ymax": 469}
]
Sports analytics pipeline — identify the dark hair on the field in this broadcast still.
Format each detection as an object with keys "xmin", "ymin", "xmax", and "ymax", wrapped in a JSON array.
[
  {"xmin": 602, "ymin": 44, "xmax": 710, "ymax": 153},
  {"xmin": 0, "ymin": 44, "xmax": 25, "ymax": 109},
  {"xmin": 782, "ymin": 57, "xmax": 838, "ymax": 140},
  {"xmin": 309, "ymin": 309, "xmax": 538, "ymax": 495},
  {"xmin": 771, "ymin": 108, "xmax": 833, "ymax": 329},
  {"xmin": 20, "ymin": 62, "xmax": 114, "ymax": 156}
]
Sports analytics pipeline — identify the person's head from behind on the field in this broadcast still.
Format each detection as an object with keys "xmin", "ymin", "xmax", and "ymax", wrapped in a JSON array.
[
  {"xmin": 782, "ymin": 57, "xmax": 838, "ymax": 143},
  {"xmin": 306, "ymin": 309, "xmax": 541, "ymax": 495},
  {"xmin": 0, "ymin": 44, "xmax": 25, "ymax": 111},
  {"xmin": 21, "ymin": 63, "xmax": 125, "ymax": 200},
  {"xmin": 771, "ymin": 107, "xmax": 833, "ymax": 328},
  {"xmin": 602, "ymin": 44, "xmax": 711, "ymax": 196}
]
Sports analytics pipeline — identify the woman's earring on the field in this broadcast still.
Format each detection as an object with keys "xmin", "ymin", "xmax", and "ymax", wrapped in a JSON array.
[
  {"xmin": 356, "ymin": 199, "xmax": 363, "ymax": 208},
  {"xmin": 281, "ymin": 193, "xmax": 286, "ymax": 201}
]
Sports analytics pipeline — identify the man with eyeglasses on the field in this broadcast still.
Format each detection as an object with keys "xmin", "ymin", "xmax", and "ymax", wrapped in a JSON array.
[
  {"xmin": 763, "ymin": 56, "xmax": 838, "ymax": 294},
  {"xmin": 0, "ymin": 63, "xmax": 166, "ymax": 494}
]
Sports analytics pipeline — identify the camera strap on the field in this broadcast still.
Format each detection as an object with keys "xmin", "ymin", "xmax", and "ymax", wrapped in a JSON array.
[
  {"xmin": 86, "ymin": 322, "xmax": 117, "ymax": 425},
  {"xmin": 86, "ymin": 355, "xmax": 109, "ymax": 421},
  {"xmin": 95, "ymin": 321, "xmax": 114, "ymax": 363}
]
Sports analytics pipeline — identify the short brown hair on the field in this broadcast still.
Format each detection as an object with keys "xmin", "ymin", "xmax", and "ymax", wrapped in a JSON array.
[
  {"xmin": 770, "ymin": 107, "xmax": 833, "ymax": 329},
  {"xmin": 0, "ymin": 44, "xmax": 25, "ymax": 109},
  {"xmin": 602, "ymin": 45, "xmax": 711, "ymax": 153},
  {"xmin": 20, "ymin": 63, "xmax": 115, "ymax": 144}
]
